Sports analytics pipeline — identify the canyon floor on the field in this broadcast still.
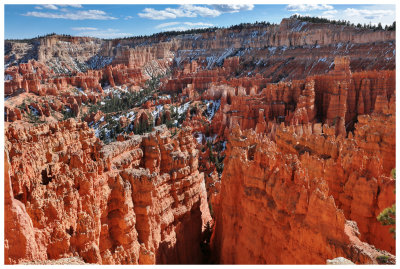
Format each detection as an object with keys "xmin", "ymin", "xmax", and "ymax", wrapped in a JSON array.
[{"xmin": 4, "ymin": 17, "xmax": 396, "ymax": 265}]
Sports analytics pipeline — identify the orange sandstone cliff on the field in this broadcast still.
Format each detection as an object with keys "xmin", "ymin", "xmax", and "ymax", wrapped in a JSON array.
[{"xmin": 212, "ymin": 117, "xmax": 395, "ymax": 264}]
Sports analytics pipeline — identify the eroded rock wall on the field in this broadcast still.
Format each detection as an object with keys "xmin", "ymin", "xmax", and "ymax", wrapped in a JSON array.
[
  {"xmin": 212, "ymin": 118, "xmax": 395, "ymax": 264},
  {"xmin": 5, "ymin": 120, "xmax": 210, "ymax": 264}
]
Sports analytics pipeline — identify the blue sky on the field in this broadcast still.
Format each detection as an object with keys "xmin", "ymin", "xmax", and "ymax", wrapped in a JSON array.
[{"xmin": 4, "ymin": 4, "xmax": 396, "ymax": 39}]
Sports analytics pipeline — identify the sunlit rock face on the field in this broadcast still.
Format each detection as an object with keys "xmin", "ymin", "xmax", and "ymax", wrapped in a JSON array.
[
  {"xmin": 212, "ymin": 110, "xmax": 395, "ymax": 263},
  {"xmin": 5, "ymin": 122, "xmax": 210, "ymax": 264}
]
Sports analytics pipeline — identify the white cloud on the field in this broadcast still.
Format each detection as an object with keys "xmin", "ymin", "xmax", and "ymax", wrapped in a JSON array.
[
  {"xmin": 184, "ymin": 22, "xmax": 214, "ymax": 27},
  {"xmin": 23, "ymin": 9, "xmax": 117, "ymax": 20},
  {"xmin": 322, "ymin": 10, "xmax": 338, "ymax": 16},
  {"xmin": 161, "ymin": 26, "xmax": 188, "ymax": 32},
  {"xmin": 287, "ymin": 4, "xmax": 334, "ymax": 12},
  {"xmin": 317, "ymin": 7, "xmax": 395, "ymax": 26},
  {"xmin": 343, "ymin": 8, "xmax": 391, "ymax": 19},
  {"xmin": 36, "ymin": 4, "xmax": 82, "ymax": 11},
  {"xmin": 71, "ymin": 27, "xmax": 98, "ymax": 31},
  {"xmin": 156, "ymin": 21, "xmax": 214, "ymax": 32},
  {"xmin": 42, "ymin": 4, "xmax": 58, "ymax": 10},
  {"xmin": 291, "ymin": 12, "xmax": 312, "ymax": 18},
  {"xmin": 163, "ymin": 26, "xmax": 190, "ymax": 32},
  {"xmin": 74, "ymin": 28, "xmax": 133, "ymax": 38},
  {"xmin": 344, "ymin": 8, "xmax": 394, "ymax": 25},
  {"xmin": 138, "ymin": 8, "xmax": 178, "ymax": 20},
  {"xmin": 124, "ymin": 16, "xmax": 133, "ymax": 20},
  {"xmin": 165, "ymin": 7, "xmax": 196, "ymax": 18},
  {"xmin": 155, "ymin": 22, "xmax": 180, "ymax": 29},
  {"xmin": 59, "ymin": 5, "xmax": 83, "ymax": 8},
  {"xmin": 182, "ymin": 5, "xmax": 220, "ymax": 17},
  {"xmin": 138, "ymin": 5, "xmax": 222, "ymax": 20},
  {"xmin": 293, "ymin": 5, "xmax": 395, "ymax": 27},
  {"xmin": 212, "ymin": 4, "xmax": 254, "ymax": 13}
]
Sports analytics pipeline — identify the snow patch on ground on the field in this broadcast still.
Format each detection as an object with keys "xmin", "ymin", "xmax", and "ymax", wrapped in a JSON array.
[
  {"xmin": 159, "ymin": 95, "xmax": 171, "ymax": 100},
  {"xmin": 29, "ymin": 106, "xmax": 39, "ymax": 116},
  {"xmin": 87, "ymin": 55, "xmax": 114, "ymax": 69},
  {"xmin": 194, "ymin": 132, "xmax": 204, "ymax": 144},
  {"xmin": 91, "ymin": 110, "xmax": 136, "ymax": 139},
  {"xmin": 206, "ymin": 134, "xmax": 217, "ymax": 143},
  {"xmin": 193, "ymin": 132, "xmax": 218, "ymax": 145},
  {"xmin": 111, "ymin": 110, "xmax": 136, "ymax": 122},
  {"xmin": 292, "ymin": 21, "xmax": 307, "ymax": 32},
  {"xmin": 206, "ymin": 56, "xmax": 217, "ymax": 69},
  {"xmin": 76, "ymin": 87, "xmax": 87, "ymax": 96},
  {"xmin": 221, "ymin": 141, "xmax": 227, "ymax": 151},
  {"xmin": 216, "ymin": 47, "xmax": 235, "ymax": 66},
  {"xmin": 268, "ymin": 47, "xmax": 277, "ymax": 55},
  {"xmin": 206, "ymin": 47, "xmax": 235, "ymax": 69},
  {"xmin": 91, "ymin": 117, "xmax": 106, "ymax": 137},
  {"xmin": 126, "ymin": 111, "xmax": 136, "ymax": 121},
  {"xmin": 204, "ymin": 99, "xmax": 221, "ymax": 121},
  {"xmin": 103, "ymin": 86, "xmax": 129, "ymax": 98},
  {"xmin": 178, "ymin": 101, "xmax": 191, "ymax": 115},
  {"xmin": 151, "ymin": 105, "xmax": 164, "ymax": 123},
  {"xmin": 175, "ymin": 56, "xmax": 182, "ymax": 67}
]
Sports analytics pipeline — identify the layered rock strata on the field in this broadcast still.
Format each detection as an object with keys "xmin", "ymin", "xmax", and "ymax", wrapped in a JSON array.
[
  {"xmin": 5, "ymin": 18, "xmax": 395, "ymax": 79},
  {"xmin": 205, "ymin": 57, "xmax": 395, "ymax": 141}
]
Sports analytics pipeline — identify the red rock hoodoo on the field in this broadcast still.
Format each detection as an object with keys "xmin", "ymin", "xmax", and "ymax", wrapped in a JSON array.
[{"xmin": 5, "ymin": 121, "xmax": 210, "ymax": 264}]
